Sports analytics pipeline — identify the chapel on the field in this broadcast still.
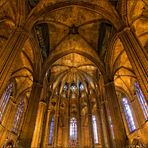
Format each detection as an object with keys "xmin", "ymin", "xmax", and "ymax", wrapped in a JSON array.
[{"xmin": 0, "ymin": 0, "xmax": 148, "ymax": 148}]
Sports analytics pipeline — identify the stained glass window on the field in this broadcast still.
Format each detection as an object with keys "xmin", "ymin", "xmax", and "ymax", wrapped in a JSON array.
[
  {"xmin": 0, "ymin": 82, "xmax": 14, "ymax": 121},
  {"xmin": 70, "ymin": 117, "xmax": 77, "ymax": 141},
  {"xmin": 122, "ymin": 98, "xmax": 136, "ymax": 132},
  {"xmin": 48, "ymin": 116, "xmax": 54, "ymax": 144},
  {"xmin": 63, "ymin": 82, "xmax": 84, "ymax": 92},
  {"xmin": 63, "ymin": 83, "xmax": 68, "ymax": 91},
  {"xmin": 92, "ymin": 115, "xmax": 99, "ymax": 144},
  {"xmin": 135, "ymin": 82, "xmax": 148, "ymax": 120},
  {"xmin": 70, "ymin": 83, "xmax": 77, "ymax": 92},
  {"xmin": 79, "ymin": 83, "xmax": 84, "ymax": 91},
  {"xmin": 12, "ymin": 98, "xmax": 25, "ymax": 133}
]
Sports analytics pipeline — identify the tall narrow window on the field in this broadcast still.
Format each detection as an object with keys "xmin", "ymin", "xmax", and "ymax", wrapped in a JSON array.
[
  {"xmin": 135, "ymin": 82, "xmax": 148, "ymax": 120},
  {"xmin": 70, "ymin": 117, "xmax": 77, "ymax": 143},
  {"xmin": 0, "ymin": 82, "xmax": 14, "ymax": 121},
  {"xmin": 48, "ymin": 116, "xmax": 54, "ymax": 144},
  {"xmin": 12, "ymin": 98, "xmax": 25, "ymax": 133},
  {"xmin": 92, "ymin": 115, "xmax": 99, "ymax": 144},
  {"xmin": 122, "ymin": 98, "xmax": 136, "ymax": 132}
]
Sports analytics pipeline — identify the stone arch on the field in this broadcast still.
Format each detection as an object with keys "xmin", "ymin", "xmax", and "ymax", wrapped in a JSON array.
[{"xmin": 25, "ymin": 1, "xmax": 123, "ymax": 31}]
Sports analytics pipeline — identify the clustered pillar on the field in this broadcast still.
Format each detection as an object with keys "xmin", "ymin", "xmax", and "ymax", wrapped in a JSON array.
[
  {"xmin": 118, "ymin": 27, "xmax": 148, "ymax": 100},
  {"xmin": 0, "ymin": 29, "xmax": 28, "ymax": 97},
  {"xmin": 19, "ymin": 82, "xmax": 43, "ymax": 147},
  {"xmin": 103, "ymin": 79, "xmax": 126, "ymax": 148},
  {"xmin": 31, "ymin": 101, "xmax": 46, "ymax": 147}
]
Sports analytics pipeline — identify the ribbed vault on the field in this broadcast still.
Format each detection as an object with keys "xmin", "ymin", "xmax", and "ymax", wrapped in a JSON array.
[{"xmin": 49, "ymin": 53, "xmax": 98, "ymax": 96}]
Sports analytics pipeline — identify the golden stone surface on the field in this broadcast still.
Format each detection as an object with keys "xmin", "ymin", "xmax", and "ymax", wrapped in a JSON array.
[{"xmin": 0, "ymin": 0, "xmax": 147, "ymax": 147}]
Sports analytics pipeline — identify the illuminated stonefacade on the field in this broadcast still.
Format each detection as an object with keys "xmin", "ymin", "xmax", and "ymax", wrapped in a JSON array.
[{"xmin": 0, "ymin": 0, "xmax": 148, "ymax": 147}]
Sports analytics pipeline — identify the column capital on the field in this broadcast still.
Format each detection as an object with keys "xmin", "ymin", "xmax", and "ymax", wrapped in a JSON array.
[
  {"xmin": 96, "ymin": 106, "xmax": 100, "ymax": 110},
  {"xmin": 9, "ymin": 96, "xmax": 16, "ymax": 104},
  {"xmin": 13, "ymin": 27, "xmax": 36, "ymax": 40},
  {"xmin": 104, "ymin": 80, "xmax": 114, "ymax": 87},
  {"xmin": 9, "ymin": 97, "xmax": 17, "ymax": 106},
  {"xmin": 0, "ymin": 123, "xmax": 5, "ymax": 130},
  {"xmin": 39, "ymin": 100, "xmax": 47, "ymax": 106},
  {"xmin": 117, "ymin": 26, "xmax": 131, "ymax": 36},
  {"xmin": 14, "ymin": 27, "xmax": 30, "ymax": 37},
  {"xmin": 100, "ymin": 100, "xmax": 108, "ymax": 106},
  {"xmin": 47, "ymin": 109, "xmax": 52, "ymax": 113},
  {"xmin": 88, "ymin": 113, "xmax": 92, "ymax": 116},
  {"xmin": 33, "ymin": 81, "xmax": 43, "ymax": 88}
]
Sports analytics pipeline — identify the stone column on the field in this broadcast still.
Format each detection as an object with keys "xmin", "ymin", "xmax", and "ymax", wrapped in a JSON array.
[
  {"xmin": 19, "ymin": 82, "xmax": 43, "ymax": 147},
  {"xmin": 67, "ymin": 97, "xmax": 70, "ymax": 147},
  {"xmin": 81, "ymin": 116, "xmax": 85, "ymax": 147},
  {"xmin": 0, "ymin": 28, "xmax": 28, "ymax": 97},
  {"xmin": 31, "ymin": 101, "xmax": 46, "ymax": 147},
  {"xmin": 53, "ymin": 114, "xmax": 58, "ymax": 147},
  {"xmin": 78, "ymin": 116, "xmax": 82, "ymax": 148},
  {"xmin": 78, "ymin": 94, "xmax": 82, "ymax": 148},
  {"xmin": 61, "ymin": 106, "xmax": 68, "ymax": 147},
  {"xmin": 100, "ymin": 104, "xmax": 110, "ymax": 148},
  {"xmin": 57, "ymin": 116, "xmax": 63, "ymax": 147},
  {"xmin": 118, "ymin": 28, "xmax": 148, "ymax": 99},
  {"xmin": 43, "ymin": 109, "xmax": 52, "ymax": 147},
  {"xmin": 88, "ymin": 113, "xmax": 94, "ymax": 148},
  {"xmin": 87, "ymin": 95, "xmax": 94, "ymax": 148},
  {"xmin": 62, "ymin": 125, "xmax": 67, "ymax": 147},
  {"xmin": 0, "ymin": 98, "xmax": 16, "ymax": 146},
  {"xmin": 39, "ymin": 90, "xmax": 51, "ymax": 147},
  {"xmin": 53, "ymin": 97, "xmax": 60, "ymax": 147},
  {"xmin": 96, "ymin": 104, "xmax": 104, "ymax": 147},
  {"xmin": 98, "ymin": 77, "xmax": 111, "ymax": 148},
  {"xmin": 1, "ymin": 97, "xmax": 16, "ymax": 128},
  {"xmin": 104, "ymin": 80, "xmax": 126, "ymax": 148}
]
